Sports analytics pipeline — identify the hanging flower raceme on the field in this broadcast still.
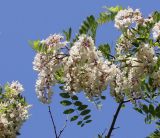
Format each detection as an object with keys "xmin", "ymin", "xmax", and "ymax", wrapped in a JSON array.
[
  {"xmin": 114, "ymin": 7, "xmax": 142, "ymax": 30},
  {"xmin": 63, "ymin": 35, "xmax": 118, "ymax": 99},
  {"xmin": 33, "ymin": 34, "xmax": 68, "ymax": 104},
  {"xmin": 0, "ymin": 81, "xmax": 30, "ymax": 138}
]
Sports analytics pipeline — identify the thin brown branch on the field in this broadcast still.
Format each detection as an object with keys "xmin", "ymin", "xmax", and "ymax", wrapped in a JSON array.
[
  {"xmin": 105, "ymin": 102, "xmax": 124, "ymax": 138},
  {"xmin": 48, "ymin": 106, "xmax": 58, "ymax": 138},
  {"xmin": 105, "ymin": 96, "xmax": 146, "ymax": 138},
  {"xmin": 58, "ymin": 118, "xmax": 68, "ymax": 138}
]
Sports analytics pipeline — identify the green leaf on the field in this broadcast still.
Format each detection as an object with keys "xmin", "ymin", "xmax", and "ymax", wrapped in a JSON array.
[
  {"xmin": 63, "ymin": 109, "xmax": 74, "ymax": 114},
  {"xmin": 60, "ymin": 93, "xmax": 70, "ymax": 98},
  {"xmin": 107, "ymin": 6, "xmax": 123, "ymax": 13},
  {"xmin": 98, "ymin": 44, "xmax": 111, "ymax": 59},
  {"xmin": 83, "ymin": 115, "xmax": 91, "ymax": 120},
  {"xmin": 101, "ymin": 96, "xmax": 106, "ymax": 100},
  {"xmin": 70, "ymin": 116, "xmax": 78, "ymax": 121},
  {"xmin": 134, "ymin": 107, "xmax": 143, "ymax": 114},
  {"xmin": 77, "ymin": 121, "xmax": 83, "ymax": 125},
  {"xmin": 30, "ymin": 40, "xmax": 40, "ymax": 51},
  {"xmin": 152, "ymin": 11, "xmax": 160, "ymax": 22},
  {"xmin": 142, "ymin": 104, "xmax": 149, "ymax": 114},
  {"xmin": 77, "ymin": 105, "xmax": 88, "ymax": 111},
  {"xmin": 98, "ymin": 134, "xmax": 103, "ymax": 138},
  {"xmin": 85, "ymin": 120, "xmax": 92, "ymax": 123},
  {"xmin": 149, "ymin": 104, "xmax": 155, "ymax": 114},
  {"xmin": 63, "ymin": 27, "xmax": 72, "ymax": 41},
  {"xmin": 54, "ymin": 69, "xmax": 65, "ymax": 84},
  {"xmin": 80, "ymin": 109, "xmax": 91, "ymax": 116},
  {"xmin": 60, "ymin": 100, "xmax": 72, "ymax": 106},
  {"xmin": 81, "ymin": 123, "xmax": 85, "ymax": 127},
  {"xmin": 74, "ymin": 101, "xmax": 82, "ymax": 106},
  {"xmin": 71, "ymin": 95, "xmax": 78, "ymax": 100},
  {"xmin": 97, "ymin": 6, "xmax": 122, "ymax": 24}
]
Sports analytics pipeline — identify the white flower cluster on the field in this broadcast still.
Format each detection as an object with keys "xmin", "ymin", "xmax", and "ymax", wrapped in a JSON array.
[
  {"xmin": 112, "ymin": 40, "xmax": 158, "ymax": 102},
  {"xmin": 116, "ymin": 29, "xmax": 135, "ymax": 55},
  {"xmin": 63, "ymin": 35, "xmax": 118, "ymax": 99},
  {"xmin": 33, "ymin": 34, "xmax": 67, "ymax": 104},
  {"xmin": 115, "ymin": 7, "xmax": 142, "ymax": 29},
  {"xmin": 33, "ymin": 34, "xmax": 119, "ymax": 102},
  {"xmin": 152, "ymin": 21, "xmax": 160, "ymax": 40},
  {"xmin": 33, "ymin": 8, "xmax": 160, "ymax": 104},
  {"xmin": 0, "ymin": 81, "xmax": 30, "ymax": 138}
]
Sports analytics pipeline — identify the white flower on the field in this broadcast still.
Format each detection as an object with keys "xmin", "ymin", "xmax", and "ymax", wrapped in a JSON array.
[
  {"xmin": 0, "ymin": 82, "xmax": 30, "ymax": 138},
  {"xmin": 115, "ymin": 8, "xmax": 142, "ymax": 29},
  {"xmin": 10, "ymin": 81, "xmax": 24, "ymax": 94},
  {"xmin": 41, "ymin": 34, "xmax": 68, "ymax": 50},
  {"xmin": 152, "ymin": 21, "xmax": 160, "ymax": 40}
]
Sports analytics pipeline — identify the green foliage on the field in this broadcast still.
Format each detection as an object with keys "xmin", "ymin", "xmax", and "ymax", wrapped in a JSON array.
[
  {"xmin": 30, "ymin": 40, "xmax": 48, "ymax": 53},
  {"xmin": 98, "ymin": 44, "xmax": 111, "ymax": 59},
  {"xmin": 54, "ymin": 68, "xmax": 65, "ymax": 84},
  {"xmin": 63, "ymin": 27, "xmax": 72, "ymax": 41},
  {"xmin": 79, "ymin": 15, "xmax": 98, "ymax": 41},
  {"xmin": 152, "ymin": 11, "xmax": 160, "ymax": 23},
  {"xmin": 147, "ymin": 129, "xmax": 160, "ymax": 138},
  {"xmin": 97, "ymin": 6, "xmax": 123, "ymax": 24},
  {"xmin": 59, "ymin": 91, "xmax": 92, "ymax": 127}
]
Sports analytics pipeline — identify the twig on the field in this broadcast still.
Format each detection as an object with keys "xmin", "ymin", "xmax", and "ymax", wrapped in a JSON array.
[
  {"xmin": 58, "ymin": 118, "xmax": 68, "ymax": 138},
  {"xmin": 48, "ymin": 106, "xmax": 58, "ymax": 138}
]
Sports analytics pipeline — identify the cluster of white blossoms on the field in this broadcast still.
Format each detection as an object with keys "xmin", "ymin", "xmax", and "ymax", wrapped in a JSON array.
[
  {"xmin": 33, "ymin": 8, "xmax": 160, "ymax": 104},
  {"xmin": 0, "ymin": 81, "xmax": 30, "ymax": 138},
  {"xmin": 115, "ymin": 7, "xmax": 142, "ymax": 29},
  {"xmin": 33, "ymin": 34, "xmax": 68, "ymax": 104},
  {"xmin": 111, "ymin": 43, "xmax": 158, "ymax": 102},
  {"xmin": 152, "ymin": 21, "xmax": 160, "ymax": 40},
  {"xmin": 63, "ymin": 35, "xmax": 118, "ymax": 99},
  {"xmin": 33, "ymin": 34, "xmax": 119, "ymax": 103}
]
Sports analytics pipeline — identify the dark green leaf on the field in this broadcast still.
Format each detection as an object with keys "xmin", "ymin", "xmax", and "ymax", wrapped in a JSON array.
[
  {"xmin": 77, "ymin": 105, "xmax": 88, "ymax": 111},
  {"xmin": 101, "ymin": 96, "xmax": 106, "ymax": 100},
  {"xmin": 71, "ymin": 95, "xmax": 78, "ymax": 100},
  {"xmin": 134, "ymin": 107, "xmax": 143, "ymax": 114},
  {"xmin": 149, "ymin": 104, "xmax": 155, "ymax": 114},
  {"xmin": 63, "ymin": 109, "xmax": 74, "ymax": 114},
  {"xmin": 80, "ymin": 109, "xmax": 91, "ymax": 116},
  {"xmin": 74, "ymin": 101, "xmax": 82, "ymax": 106},
  {"xmin": 81, "ymin": 123, "xmax": 85, "ymax": 127},
  {"xmin": 70, "ymin": 116, "xmax": 78, "ymax": 121},
  {"xmin": 83, "ymin": 115, "xmax": 91, "ymax": 120},
  {"xmin": 85, "ymin": 120, "xmax": 92, "ymax": 123},
  {"xmin": 77, "ymin": 121, "xmax": 83, "ymax": 125},
  {"xmin": 142, "ymin": 104, "xmax": 149, "ymax": 114},
  {"xmin": 98, "ymin": 44, "xmax": 111, "ymax": 59},
  {"xmin": 60, "ymin": 100, "xmax": 72, "ymax": 106},
  {"xmin": 60, "ymin": 93, "xmax": 70, "ymax": 98}
]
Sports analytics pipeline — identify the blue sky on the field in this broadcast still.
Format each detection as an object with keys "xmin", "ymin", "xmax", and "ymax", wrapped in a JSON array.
[{"xmin": 0, "ymin": 0, "xmax": 160, "ymax": 138}]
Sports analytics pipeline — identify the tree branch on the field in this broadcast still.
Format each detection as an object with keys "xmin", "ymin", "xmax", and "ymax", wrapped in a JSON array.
[
  {"xmin": 105, "ymin": 102, "xmax": 123, "ymax": 138},
  {"xmin": 105, "ymin": 96, "xmax": 145, "ymax": 138},
  {"xmin": 48, "ymin": 106, "xmax": 58, "ymax": 138}
]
